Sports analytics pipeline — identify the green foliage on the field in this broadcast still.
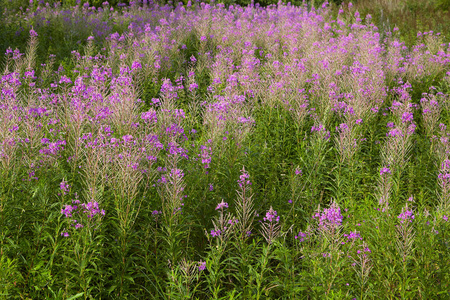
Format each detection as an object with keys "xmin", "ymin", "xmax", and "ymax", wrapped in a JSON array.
[{"xmin": 351, "ymin": 0, "xmax": 450, "ymax": 47}]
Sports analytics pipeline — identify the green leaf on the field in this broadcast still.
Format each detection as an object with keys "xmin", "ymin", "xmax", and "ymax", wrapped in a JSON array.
[{"xmin": 66, "ymin": 292, "xmax": 85, "ymax": 300}]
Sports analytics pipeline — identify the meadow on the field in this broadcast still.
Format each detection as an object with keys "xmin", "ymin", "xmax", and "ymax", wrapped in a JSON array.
[{"xmin": 0, "ymin": 1, "xmax": 449, "ymax": 299}]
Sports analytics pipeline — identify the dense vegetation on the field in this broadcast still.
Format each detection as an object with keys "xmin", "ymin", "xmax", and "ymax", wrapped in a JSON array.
[{"xmin": 0, "ymin": 1, "xmax": 449, "ymax": 299}]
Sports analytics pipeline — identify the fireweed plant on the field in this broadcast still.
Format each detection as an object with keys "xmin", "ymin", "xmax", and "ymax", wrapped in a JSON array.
[{"xmin": 0, "ymin": 1, "xmax": 449, "ymax": 299}]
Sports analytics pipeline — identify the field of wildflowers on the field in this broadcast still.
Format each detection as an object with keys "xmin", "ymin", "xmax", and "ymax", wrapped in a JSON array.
[{"xmin": 0, "ymin": 1, "xmax": 449, "ymax": 299}]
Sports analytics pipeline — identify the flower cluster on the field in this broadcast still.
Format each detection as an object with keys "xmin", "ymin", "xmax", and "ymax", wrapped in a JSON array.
[
  {"xmin": 199, "ymin": 143, "xmax": 212, "ymax": 169},
  {"xmin": 238, "ymin": 167, "xmax": 251, "ymax": 188},
  {"xmin": 295, "ymin": 230, "xmax": 309, "ymax": 242},
  {"xmin": 263, "ymin": 207, "xmax": 280, "ymax": 223},
  {"xmin": 313, "ymin": 201, "xmax": 343, "ymax": 234},
  {"xmin": 215, "ymin": 200, "xmax": 228, "ymax": 210},
  {"xmin": 61, "ymin": 198, "xmax": 105, "ymax": 237},
  {"xmin": 355, "ymin": 246, "xmax": 371, "ymax": 258},
  {"xmin": 260, "ymin": 206, "xmax": 281, "ymax": 244},
  {"xmin": 60, "ymin": 180, "xmax": 70, "ymax": 195},
  {"xmin": 311, "ymin": 124, "xmax": 331, "ymax": 140},
  {"xmin": 380, "ymin": 167, "xmax": 391, "ymax": 176},
  {"xmin": 398, "ymin": 206, "xmax": 415, "ymax": 224},
  {"xmin": 343, "ymin": 230, "xmax": 363, "ymax": 245},
  {"xmin": 210, "ymin": 218, "xmax": 238, "ymax": 238}
]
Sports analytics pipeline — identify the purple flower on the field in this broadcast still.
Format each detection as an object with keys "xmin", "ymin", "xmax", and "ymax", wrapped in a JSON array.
[
  {"xmin": 263, "ymin": 207, "xmax": 279, "ymax": 223},
  {"xmin": 59, "ymin": 75, "xmax": 72, "ymax": 85},
  {"xmin": 398, "ymin": 206, "xmax": 415, "ymax": 223},
  {"xmin": 338, "ymin": 123, "xmax": 349, "ymax": 131},
  {"xmin": 407, "ymin": 123, "xmax": 416, "ymax": 135},
  {"xmin": 343, "ymin": 230, "xmax": 362, "ymax": 241},
  {"xmin": 387, "ymin": 128, "xmax": 403, "ymax": 137},
  {"xmin": 313, "ymin": 201, "xmax": 343, "ymax": 233},
  {"xmin": 311, "ymin": 124, "xmax": 330, "ymax": 140},
  {"xmin": 80, "ymin": 201, "xmax": 105, "ymax": 218},
  {"xmin": 61, "ymin": 205, "xmax": 76, "ymax": 218},
  {"xmin": 215, "ymin": 200, "xmax": 228, "ymax": 210},
  {"xmin": 199, "ymin": 144, "xmax": 212, "ymax": 169},
  {"xmin": 169, "ymin": 168, "xmax": 184, "ymax": 180},
  {"xmin": 122, "ymin": 135, "xmax": 133, "ymax": 143},
  {"xmin": 60, "ymin": 180, "xmax": 70, "ymax": 194},
  {"xmin": 141, "ymin": 110, "xmax": 157, "ymax": 123},
  {"xmin": 210, "ymin": 229, "xmax": 221, "ymax": 237},
  {"xmin": 198, "ymin": 261, "xmax": 206, "ymax": 271},
  {"xmin": 238, "ymin": 167, "xmax": 251, "ymax": 188},
  {"xmin": 380, "ymin": 167, "xmax": 391, "ymax": 176},
  {"xmin": 295, "ymin": 231, "xmax": 308, "ymax": 242},
  {"xmin": 132, "ymin": 61, "xmax": 142, "ymax": 70},
  {"xmin": 401, "ymin": 112, "xmax": 413, "ymax": 123},
  {"xmin": 29, "ymin": 29, "xmax": 38, "ymax": 37},
  {"xmin": 189, "ymin": 83, "xmax": 199, "ymax": 92}
]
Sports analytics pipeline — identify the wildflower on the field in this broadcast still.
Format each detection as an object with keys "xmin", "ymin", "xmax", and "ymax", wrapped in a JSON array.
[
  {"xmin": 380, "ymin": 167, "xmax": 391, "ymax": 176},
  {"xmin": 387, "ymin": 128, "xmax": 403, "ymax": 137},
  {"xmin": 238, "ymin": 167, "xmax": 251, "ymax": 188},
  {"xmin": 215, "ymin": 200, "xmax": 228, "ymax": 210},
  {"xmin": 60, "ymin": 180, "xmax": 70, "ymax": 194},
  {"xmin": 344, "ymin": 230, "xmax": 362, "ymax": 241},
  {"xmin": 263, "ymin": 207, "xmax": 279, "ymax": 223},
  {"xmin": 295, "ymin": 231, "xmax": 308, "ymax": 242},
  {"xmin": 198, "ymin": 261, "xmax": 206, "ymax": 271},
  {"xmin": 407, "ymin": 123, "xmax": 416, "ymax": 135},
  {"xmin": 29, "ymin": 28, "xmax": 38, "ymax": 37},
  {"xmin": 132, "ymin": 61, "xmax": 142, "ymax": 70},
  {"xmin": 398, "ymin": 206, "xmax": 415, "ymax": 223},
  {"xmin": 210, "ymin": 229, "xmax": 221, "ymax": 237},
  {"xmin": 338, "ymin": 123, "xmax": 349, "ymax": 131},
  {"xmin": 401, "ymin": 112, "xmax": 413, "ymax": 123},
  {"xmin": 313, "ymin": 200, "xmax": 343, "ymax": 233}
]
